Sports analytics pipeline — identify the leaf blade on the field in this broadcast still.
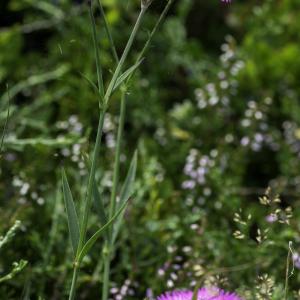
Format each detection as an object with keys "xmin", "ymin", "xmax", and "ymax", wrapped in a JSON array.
[
  {"xmin": 90, "ymin": 2, "xmax": 104, "ymax": 100},
  {"xmin": 93, "ymin": 178, "xmax": 107, "ymax": 226},
  {"xmin": 112, "ymin": 151, "xmax": 137, "ymax": 243},
  {"xmin": 119, "ymin": 151, "xmax": 137, "ymax": 208},
  {"xmin": 62, "ymin": 169, "xmax": 80, "ymax": 256},
  {"xmin": 77, "ymin": 197, "xmax": 129, "ymax": 263},
  {"xmin": 113, "ymin": 60, "xmax": 144, "ymax": 92}
]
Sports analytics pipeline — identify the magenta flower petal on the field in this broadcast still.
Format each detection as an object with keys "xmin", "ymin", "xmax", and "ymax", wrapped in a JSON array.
[{"xmin": 157, "ymin": 287, "xmax": 242, "ymax": 300}]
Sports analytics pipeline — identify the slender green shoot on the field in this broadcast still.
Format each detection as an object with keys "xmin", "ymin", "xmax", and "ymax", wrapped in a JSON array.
[
  {"xmin": 66, "ymin": 2, "xmax": 151, "ymax": 299},
  {"xmin": 99, "ymin": 2, "xmax": 175, "ymax": 300},
  {"xmin": 284, "ymin": 241, "xmax": 294, "ymax": 300},
  {"xmin": 97, "ymin": 0, "xmax": 119, "ymax": 63},
  {"xmin": 90, "ymin": 2, "xmax": 105, "ymax": 101},
  {"xmin": 0, "ymin": 85, "xmax": 11, "ymax": 156}
]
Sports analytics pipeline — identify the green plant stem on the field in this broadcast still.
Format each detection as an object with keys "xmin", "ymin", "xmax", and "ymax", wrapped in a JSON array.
[
  {"xmin": 108, "ymin": 91, "xmax": 126, "ymax": 232},
  {"xmin": 126, "ymin": 0, "xmax": 174, "ymax": 86},
  {"xmin": 101, "ymin": 247, "xmax": 111, "ymax": 300},
  {"xmin": 77, "ymin": 108, "xmax": 106, "ymax": 252},
  {"xmin": 101, "ymin": 90, "xmax": 126, "ymax": 300},
  {"xmin": 97, "ymin": 0, "xmax": 119, "ymax": 63},
  {"xmin": 99, "ymin": 7, "xmax": 147, "ymax": 300},
  {"xmin": 68, "ymin": 108, "xmax": 106, "ymax": 299},
  {"xmin": 137, "ymin": 0, "xmax": 174, "ymax": 66},
  {"xmin": 284, "ymin": 243, "xmax": 292, "ymax": 300},
  {"xmin": 100, "ymin": 3, "xmax": 175, "ymax": 299},
  {"xmin": 69, "ymin": 266, "xmax": 79, "ymax": 300},
  {"xmin": 103, "ymin": 7, "xmax": 146, "ymax": 106}
]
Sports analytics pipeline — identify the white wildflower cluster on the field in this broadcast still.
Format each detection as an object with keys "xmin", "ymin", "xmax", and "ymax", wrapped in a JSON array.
[
  {"xmin": 195, "ymin": 37, "xmax": 244, "ymax": 111},
  {"xmin": 156, "ymin": 244, "xmax": 223, "ymax": 291},
  {"xmin": 183, "ymin": 149, "xmax": 215, "ymax": 190},
  {"xmin": 239, "ymin": 99, "xmax": 279, "ymax": 152},
  {"xmin": 57, "ymin": 115, "xmax": 87, "ymax": 176},
  {"xmin": 56, "ymin": 115, "xmax": 83, "ymax": 134},
  {"xmin": 12, "ymin": 176, "xmax": 44, "ymax": 205},
  {"xmin": 182, "ymin": 149, "xmax": 226, "ymax": 206},
  {"xmin": 283, "ymin": 120, "xmax": 300, "ymax": 158},
  {"xmin": 109, "ymin": 279, "xmax": 136, "ymax": 300}
]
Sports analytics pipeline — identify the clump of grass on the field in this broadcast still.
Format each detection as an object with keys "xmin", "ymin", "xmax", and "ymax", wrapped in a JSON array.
[{"xmin": 61, "ymin": 1, "xmax": 174, "ymax": 299}]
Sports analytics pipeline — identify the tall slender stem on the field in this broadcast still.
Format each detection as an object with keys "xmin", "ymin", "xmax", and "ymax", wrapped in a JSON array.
[
  {"xmin": 126, "ymin": 0, "xmax": 174, "ymax": 86},
  {"xmin": 97, "ymin": 0, "xmax": 119, "ymax": 63},
  {"xmin": 101, "ymin": 247, "xmax": 111, "ymax": 300},
  {"xmin": 136, "ymin": 0, "xmax": 174, "ymax": 66},
  {"xmin": 68, "ymin": 5, "xmax": 147, "ymax": 300},
  {"xmin": 104, "ymin": 8, "xmax": 146, "ymax": 105},
  {"xmin": 77, "ymin": 108, "xmax": 106, "ymax": 254},
  {"xmin": 69, "ymin": 266, "xmax": 79, "ymax": 300},
  {"xmin": 101, "ymin": 90, "xmax": 126, "ymax": 300},
  {"xmin": 100, "ymin": 2, "xmax": 175, "ymax": 299},
  {"xmin": 108, "ymin": 91, "xmax": 126, "ymax": 230},
  {"xmin": 99, "ymin": 7, "xmax": 147, "ymax": 300},
  {"xmin": 284, "ymin": 242, "xmax": 292, "ymax": 300},
  {"xmin": 69, "ymin": 108, "xmax": 106, "ymax": 299}
]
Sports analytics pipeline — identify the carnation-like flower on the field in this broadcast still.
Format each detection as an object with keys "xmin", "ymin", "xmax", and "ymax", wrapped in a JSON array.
[{"xmin": 157, "ymin": 287, "xmax": 242, "ymax": 300}]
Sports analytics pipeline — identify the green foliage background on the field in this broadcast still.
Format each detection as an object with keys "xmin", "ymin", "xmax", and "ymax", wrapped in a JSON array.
[{"xmin": 1, "ymin": 0, "xmax": 300, "ymax": 298}]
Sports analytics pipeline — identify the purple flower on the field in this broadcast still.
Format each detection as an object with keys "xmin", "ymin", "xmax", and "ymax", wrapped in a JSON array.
[
  {"xmin": 221, "ymin": 0, "xmax": 232, "ymax": 3},
  {"xmin": 266, "ymin": 213, "xmax": 278, "ymax": 223},
  {"xmin": 157, "ymin": 287, "xmax": 242, "ymax": 300},
  {"xmin": 293, "ymin": 253, "xmax": 300, "ymax": 269}
]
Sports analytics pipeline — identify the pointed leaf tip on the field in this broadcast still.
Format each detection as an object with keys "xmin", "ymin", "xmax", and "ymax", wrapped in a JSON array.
[{"xmin": 62, "ymin": 169, "xmax": 80, "ymax": 256}]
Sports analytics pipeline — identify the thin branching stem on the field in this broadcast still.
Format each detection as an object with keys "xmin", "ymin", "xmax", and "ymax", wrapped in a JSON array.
[
  {"xmin": 100, "ymin": 5, "xmax": 147, "ymax": 297},
  {"xmin": 100, "ymin": 2, "xmax": 175, "ymax": 299},
  {"xmin": 77, "ymin": 108, "xmax": 106, "ymax": 254},
  {"xmin": 68, "ymin": 108, "xmax": 106, "ymax": 299},
  {"xmin": 284, "ymin": 241, "xmax": 294, "ymax": 300},
  {"xmin": 0, "ymin": 86, "xmax": 11, "ymax": 156},
  {"xmin": 103, "ymin": 7, "xmax": 147, "ymax": 106},
  {"xmin": 97, "ymin": 0, "xmax": 119, "ymax": 63},
  {"xmin": 102, "ymin": 91, "xmax": 126, "ymax": 300}
]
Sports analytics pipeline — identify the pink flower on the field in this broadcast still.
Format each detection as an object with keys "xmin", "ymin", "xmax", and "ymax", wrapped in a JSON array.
[{"xmin": 157, "ymin": 287, "xmax": 242, "ymax": 300}]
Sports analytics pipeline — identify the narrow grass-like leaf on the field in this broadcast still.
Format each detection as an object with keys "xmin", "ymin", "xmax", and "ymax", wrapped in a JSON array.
[
  {"xmin": 77, "ymin": 197, "xmax": 130, "ymax": 263},
  {"xmin": 78, "ymin": 71, "xmax": 99, "ymax": 96},
  {"xmin": 103, "ymin": 8, "xmax": 146, "ymax": 106},
  {"xmin": 62, "ymin": 169, "xmax": 80, "ymax": 256},
  {"xmin": 97, "ymin": 0, "xmax": 119, "ymax": 63},
  {"xmin": 118, "ymin": 151, "xmax": 137, "ymax": 209},
  {"xmin": 0, "ymin": 86, "xmax": 10, "ymax": 155},
  {"xmin": 112, "ymin": 151, "xmax": 137, "ymax": 243},
  {"xmin": 113, "ymin": 60, "xmax": 144, "ymax": 92},
  {"xmin": 90, "ymin": 2, "xmax": 104, "ymax": 100},
  {"xmin": 93, "ymin": 178, "xmax": 107, "ymax": 226}
]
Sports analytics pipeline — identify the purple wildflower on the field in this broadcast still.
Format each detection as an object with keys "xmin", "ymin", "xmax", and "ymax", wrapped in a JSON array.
[
  {"xmin": 157, "ymin": 287, "xmax": 242, "ymax": 300},
  {"xmin": 265, "ymin": 213, "xmax": 278, "ymax": 223},
  {"xmin": 221, "ymin": 0, "xmax": 231, "ymax": 3},
  {"xmin": 293, "ymin": 253, "xmax": 300, "ymax": 269}
]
